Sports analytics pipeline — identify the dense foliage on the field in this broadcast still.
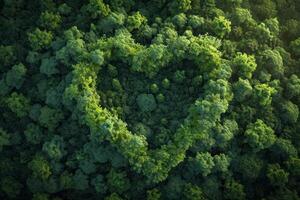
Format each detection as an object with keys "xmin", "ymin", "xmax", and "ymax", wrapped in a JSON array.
[{"xmin": 1, "ymin": 0, "xmax": 300, "ymax": 199}]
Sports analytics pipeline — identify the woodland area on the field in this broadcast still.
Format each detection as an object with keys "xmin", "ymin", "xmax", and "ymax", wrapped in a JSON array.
[{"xmin": 0, "ymin": 0, "xmax": 300, "ymax": 199}]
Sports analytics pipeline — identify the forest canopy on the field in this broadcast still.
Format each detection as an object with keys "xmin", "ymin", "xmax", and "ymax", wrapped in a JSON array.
[{"xmin": 0, "ymin": 0, "xmax": 300, "ymax": 199}]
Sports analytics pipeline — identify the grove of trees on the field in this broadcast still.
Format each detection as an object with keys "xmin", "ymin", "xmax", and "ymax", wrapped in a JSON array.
[{"xmin": 0, "ymin": 0, "xmax": 300, "ymax": 199}]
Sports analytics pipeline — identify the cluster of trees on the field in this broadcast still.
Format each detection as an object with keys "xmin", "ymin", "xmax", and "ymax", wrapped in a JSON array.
[{"xmin": 0, "ymin": 0, "xmax": 300, "ymax": 199}]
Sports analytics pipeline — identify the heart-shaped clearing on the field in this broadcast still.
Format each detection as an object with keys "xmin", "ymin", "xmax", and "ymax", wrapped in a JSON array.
[
  {"xmin": 65, "ymin": 31, "xmax": 232, "ymax": 183},
  {"xmin": 97, "ymin": 61, "xmax": 204, "ymax": 148}
]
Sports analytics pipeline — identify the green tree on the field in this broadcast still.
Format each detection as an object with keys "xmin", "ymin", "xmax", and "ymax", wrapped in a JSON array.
[
  {"xmin": 278, "ymin": 100, "xmax": 299, "ymax": 124},
  {"xmin": 172, "ymin": 13, "xmax": 187, "ymax": 29},
  {"xmin": 147, "ymin": 188, "xmax": 161, "ymax": 200},
  {"xmin": 251, "ymin": 0, "xmax": 277, "ymax": 20},
  {"xmin": 169, "ymin": 0, "xmax": 192, "ymax": 13},
  {"xmin": 5, "ymin": 63, "xmax": 27, "ymax": 89},
  {"xmin": 290, "ymin": 37, "xmax": 300, "ymax": 57},
  {"xmin": 137, "ymin": 94, "xmax": 157, "ymax": 112},
  {"xmin": 127, "ymin": 12, "xmax": 147, "ymax": 31},
  {"xmin": 213, "ymin": 154, "xmax": 230, "ymax": 173},
  {"xmin": 98, "ymin": 12, "xmax": 126, "ymax": 33},
  {"xmin": 267, "ymin": 164, "xmax": 289, "ymax": 187},
  {"xmin": 224, "ymin": 179, "xmax": 246, "ymax": 200},
  {"xmin": 231, "ymin": 8, "xmax": 253, "ymax": 25},
  {"xmin": 183, "ymin": 183, "xmax": 206, "ymax": 200},
  {"xmin": 285, "ymin": 75, "xmax": 300, "ymax": 99},
  {"xmin": 189, "ymin": 152, "xmax": 215, "ymax": 177},
  {"xmin": 42, "ymin": 135, "xmax": 66, "ymax": 160},
  {"xmin": 0, "ymin": 176, "xmax": 22, "ymax": 199},
  {"xmin": 286, "ymin": 157, "xmax": 300, "ymax": 177},
  {"xmin": 5, "ymin": 92, "xmax": 30, "ymax": 118},
  {"xmin": 85, "ymin": 0, "xmax": 110, "ymax": 18},
  {"xmin": 211, "ymin": 16, "xmax": 232, "ymax": 38},
  {"xmin": 232, "ymin": 53, "xmax": 257, "ymax": 79},
  {"xmin": 233, "ymin": 78, "xmax": 253, "ymax": 102},
  {"xmin": 39, "ymin": 11, "xmax": 61, "ymax": 30},
  {"xmin": 91, "ymin": 175, "xmax": 107, "ymax": 194},
  {"xmin": 270, "ymin": 138, "xmax": 297, "ymax": 161},
  {"xmin": 38, "ymin": 106, "xmax": 64, "ymax": 131},
  {"xmin": 72, "ymin": 170, "xmax": 89, "ymax": 190},
  {"xmin": 40, "ymin": 57, "xmax": 59, "ymax": 76},
  {"xmin": 28, "ymin": 156, "xmax": 52, "ymax": 181},
  {"xmin": 24, "ymin": 123, "xmax": 44, "ymax": 145},
  {"xmin": 131, "ymin": 44, "xmax": 171, "ymax": 77},
  {"xmin": 107, "ymin": 169, "xmax": 130, "ymax": 194},
  {"xmin": 259, "ymin": 49, "xmax": 284, "ymax": 78},
  {"xmin": 28, "ymin": 28, "xmax": 53, "ymax": 51},
  {"xmin": 244, "ymin": 119, "xmax": 276, "ymax": 152},
  {"xmin": 235, "ymin": 154, "xmax": 263, "ymax": 181},
  {"xmin": 0, "ymin": 45, "xmax": 16, "ymax": 71},
  {"xmin": 264, "ymin": 18, "xmax": 280, "ymax": 36},
  {"xmin": 253, "ymin": 83, "xmax": 276, "ymax": 106}
]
